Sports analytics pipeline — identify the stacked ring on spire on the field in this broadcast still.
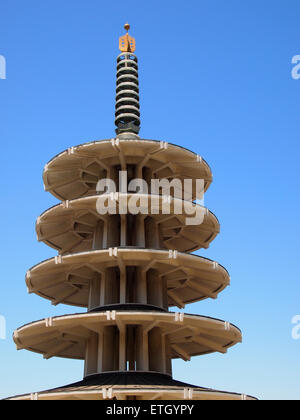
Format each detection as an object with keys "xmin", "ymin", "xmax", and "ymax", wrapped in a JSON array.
[{"xmin": 115, "ymin": 53, "xmax": 140, "ymax": 134}]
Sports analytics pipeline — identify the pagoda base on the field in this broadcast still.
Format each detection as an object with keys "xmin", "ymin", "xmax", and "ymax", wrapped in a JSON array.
[{"xmin": 6, "ymin": 372, "xmax": 257, "ymax": 400}]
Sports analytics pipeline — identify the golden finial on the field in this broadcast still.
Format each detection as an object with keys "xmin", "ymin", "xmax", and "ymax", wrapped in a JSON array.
[{"xmin": 119, "ymin": 23, "xmax": 136, "ymax": 53}]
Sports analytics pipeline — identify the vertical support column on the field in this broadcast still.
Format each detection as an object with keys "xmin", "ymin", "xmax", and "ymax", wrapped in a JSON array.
[
  {"xmin": 104, "ymin": 268, "xmax": 120, "ymax": 305},
  {"xmin": 142, "ymin": 167, "xmax": 152, "ymax": 193},
  {"xmin": 136, "ymin": 215, "xmax": 146, "ymax": 247},
  {"xmin": 136, "ymin": 326, "xmax": 149, "ymax": 371},
  {"xmin": 120, "ymin": 267, "xmax": 127, "ymax": 304},
  {"xmin": 92, "ymin": 220, "xmax": 104, "ymax": 250},
  {"xmin": 145, "ymin": 217, "xmax": 160, "ymax": 249},
  {"xmin": 120, "ymin": 215, "xmax": 127, "ymax": 246},
  {"xmin": 84, "ymin": 332, "xmax": 98, "ymax": 377},
  {"xmin": 165, "ymin": 336, "xmax": 173, "ymax": 376},
  {"xmin": 148, "ymin": 327, "xmax": 164, "ymax": 373},
  {"xmin": 162, "ymin": 277, "xmax": 169, "ymax": 310},
  {"xmin": 107, "ymin": 215, "xmax": 120, "ymax": 248},
  {"xmin": 119, "ymin": 324, "xmax": 126, "ymax": 371},
  {"xmin": 136, "ymin": 267, "xmax": 147, "ymax": 304},
  {"xmin": 88, "ymin": 274, "xmax": 101, "ymax": 311},
  {"xmin": 126, "ymin": 267, "xmax": 137, "ymax": 303},
  {"xmin": 147, "ymin": 269, "xmax": 163, "ymax": 308},
  {"xmin": 127, "ymin": 326, "xmax": 136, "ymax": 371},
  {"xmin": 102, "ymin": 216, "xmax": 108, "ymax": 249},
  {"xmin": 161, "ymin": 334, "xmax": 167, "ymax": 374},
  {"xmin": 97, "ymin": 329, "xmax": 104, "ymax": 373},
  {"xmin": 110, "ymin": 165, "xmax": 120, "ymax": 191},
  {"xmin": 126, "ymin": 215, "xmax": 136, "ymax": 246},
  {"xmin": 158, "ymin": 222, "xmax": 165, "ymax": 249},
  {"xmin": 102, "ymin": 326, "xmax": 119, "ymax": 372},
  {"xmin": 100, "ymin": 270, "xmax": 106, "ymax": 306}
]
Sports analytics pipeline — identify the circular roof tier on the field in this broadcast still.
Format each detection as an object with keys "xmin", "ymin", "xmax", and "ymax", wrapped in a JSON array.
[
  {"xmin": 26, "ymin": 248, "xmax": 230, "ymax": 308},
  {"xmin": 14, "ymin": 311, "xmax": 241, "ymax": 361},
  {"xmin": 6, "ymin": 372, "xmax": 256, "ymax": 400},
  {"xmin": 43, "ymin": 138, "xmax": 213, "ymax": 201},
  {"xmin": 36, "ymin": 194, "xmax": 220, "ymax": 254}
]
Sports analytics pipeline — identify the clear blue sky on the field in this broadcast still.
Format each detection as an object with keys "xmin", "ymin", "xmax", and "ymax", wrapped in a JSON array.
[{"xmin": 0, "ymin": 0, "xmax": 299, "ymax": 400}]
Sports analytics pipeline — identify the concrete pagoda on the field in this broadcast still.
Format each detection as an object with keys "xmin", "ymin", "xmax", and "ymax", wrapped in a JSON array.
[{"xmin": 8, "ymin": 25, "xmax": 255, "ymax": 401}]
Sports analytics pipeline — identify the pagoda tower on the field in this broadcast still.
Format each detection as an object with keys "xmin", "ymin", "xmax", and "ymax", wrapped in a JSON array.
[{"xmin": 9, "ymin": 25, "xmax": 256, "ymax": 401}]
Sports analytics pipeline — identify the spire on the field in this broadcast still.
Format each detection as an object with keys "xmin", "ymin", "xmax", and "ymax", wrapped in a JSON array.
[
  {"xmin": 119, "ymin": 23, "xmax": 136, "ymax": 53},
  {"xmin": 115, "ymin": 24, "xmax": 140, "ymax": 135}
]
